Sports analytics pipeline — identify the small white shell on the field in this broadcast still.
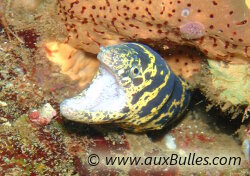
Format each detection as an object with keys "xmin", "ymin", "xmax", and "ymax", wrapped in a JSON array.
[{"xmin": 181, "ymin": 8, "xmax": 190, "ymax": 17}]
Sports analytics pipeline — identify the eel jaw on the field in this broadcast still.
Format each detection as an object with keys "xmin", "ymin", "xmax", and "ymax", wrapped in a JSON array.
[{"xmin": 60, "ymin": 63, "xmax": 127, "ymax": 123}]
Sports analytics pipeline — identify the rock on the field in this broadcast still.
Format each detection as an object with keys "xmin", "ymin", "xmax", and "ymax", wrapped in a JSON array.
[
  {"xmin": 164, "ymin": 134, "xmax": 177, "ymax": 150},
  {"xmin": 242, "ymin": 139, "xmax": 250, "ymax": 162},
  {"xmin": 28, "ymin": 103, "xmax": 56, "ymax": 125},
  {"xmin": 0, "ymin": 101, "xmax": 8, "ymax": 107}
]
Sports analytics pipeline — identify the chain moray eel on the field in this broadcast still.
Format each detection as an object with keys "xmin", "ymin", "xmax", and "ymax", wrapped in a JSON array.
[{"xmin": 60, "ymin": 43, "xmax": 191, "ymax": 132}]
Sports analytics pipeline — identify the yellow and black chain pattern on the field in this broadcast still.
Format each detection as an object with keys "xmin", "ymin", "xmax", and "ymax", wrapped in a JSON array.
[
  {"xmin": 97, "ymin": 43, "xmax": 191, "ymax": 132},
  {"xmin": 61, "ymin": 43, "xmax": 191, "ymax": 132}
]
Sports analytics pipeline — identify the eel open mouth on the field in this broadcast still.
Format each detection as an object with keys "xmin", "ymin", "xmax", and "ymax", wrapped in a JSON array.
[
  {"xmin": 60, "ymin": 62, "xmax": 127, "ymax": 122},
  {"xmin": 60, "ymin": 43, "xmax": 191, "ymax": 131}
]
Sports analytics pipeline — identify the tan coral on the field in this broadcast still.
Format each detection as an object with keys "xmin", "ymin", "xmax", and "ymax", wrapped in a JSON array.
[
  {"xmin": 44, "ymin": 42, "xmax": 99, "ymax": 88},
  {"xmin": 57, "ymin": 0, "xmax": 250, "ymax": 64}
]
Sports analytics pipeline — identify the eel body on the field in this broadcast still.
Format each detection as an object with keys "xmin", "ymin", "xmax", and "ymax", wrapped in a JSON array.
[{"xmin": 60, "ymin": 43, "xmax": 191, "ymax": 132}]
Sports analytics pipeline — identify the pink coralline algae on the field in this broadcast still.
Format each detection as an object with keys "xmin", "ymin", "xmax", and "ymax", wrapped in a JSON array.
[
  {"xmin": 180, "ymin": 22, "xmax": 205, "ymax": 40},
  {"xmin": 28, "ymin": 103, "xmax": 57, "ymax": 125}
]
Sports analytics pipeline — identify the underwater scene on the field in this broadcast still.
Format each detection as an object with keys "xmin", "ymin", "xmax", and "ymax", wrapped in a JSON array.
[{"xmin": 0, "ymin": 0, "xmax": 249, "ymax": 175}]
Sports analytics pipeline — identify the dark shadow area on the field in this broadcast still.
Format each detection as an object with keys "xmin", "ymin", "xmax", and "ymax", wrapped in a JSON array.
[
  {"xmin": 63, "ymin": 119, "xmax": 124, "ymax": 138},
  {"xmin": 147, "ymin": 89, "xmax": 247, "ymax": 141},
  {"xmin": 191, "ymin": 89, "xmax": 247, "ymax": 135}
]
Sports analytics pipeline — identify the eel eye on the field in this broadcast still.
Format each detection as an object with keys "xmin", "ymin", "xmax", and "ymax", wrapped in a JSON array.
[{"xmin": 130, "ymin": 66, "xmax": 140, "ymax": 77}]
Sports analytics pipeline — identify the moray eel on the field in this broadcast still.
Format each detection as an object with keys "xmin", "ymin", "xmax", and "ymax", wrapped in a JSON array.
[{"xmin": 60, "ymin": 43, "xmax": 191, "ymax": 132}]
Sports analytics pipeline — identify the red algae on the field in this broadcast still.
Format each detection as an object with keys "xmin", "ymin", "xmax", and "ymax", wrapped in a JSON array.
[
  {"xmin": 17, "ymin": 29, "xmax": 39, "ymax": 50},
  {"xmin": 0, "ymin": 116, "xmax": 72, "ymax": 175}
]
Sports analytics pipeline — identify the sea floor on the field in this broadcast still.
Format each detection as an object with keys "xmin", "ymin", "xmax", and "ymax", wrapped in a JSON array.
[{"xmin": 0, "ymin": 0, "xmax": 249, "ymax": 175}]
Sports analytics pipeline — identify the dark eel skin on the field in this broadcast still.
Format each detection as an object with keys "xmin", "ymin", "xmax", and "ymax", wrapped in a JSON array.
[{"xmin": 60, "ymin": 43, "xmax": 191, "ymax": 132}]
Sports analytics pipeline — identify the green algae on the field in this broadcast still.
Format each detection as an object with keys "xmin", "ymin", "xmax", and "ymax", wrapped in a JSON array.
[{"xmin": 208, "ymin": 59, "xmax": 250, "ymax": 106}]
